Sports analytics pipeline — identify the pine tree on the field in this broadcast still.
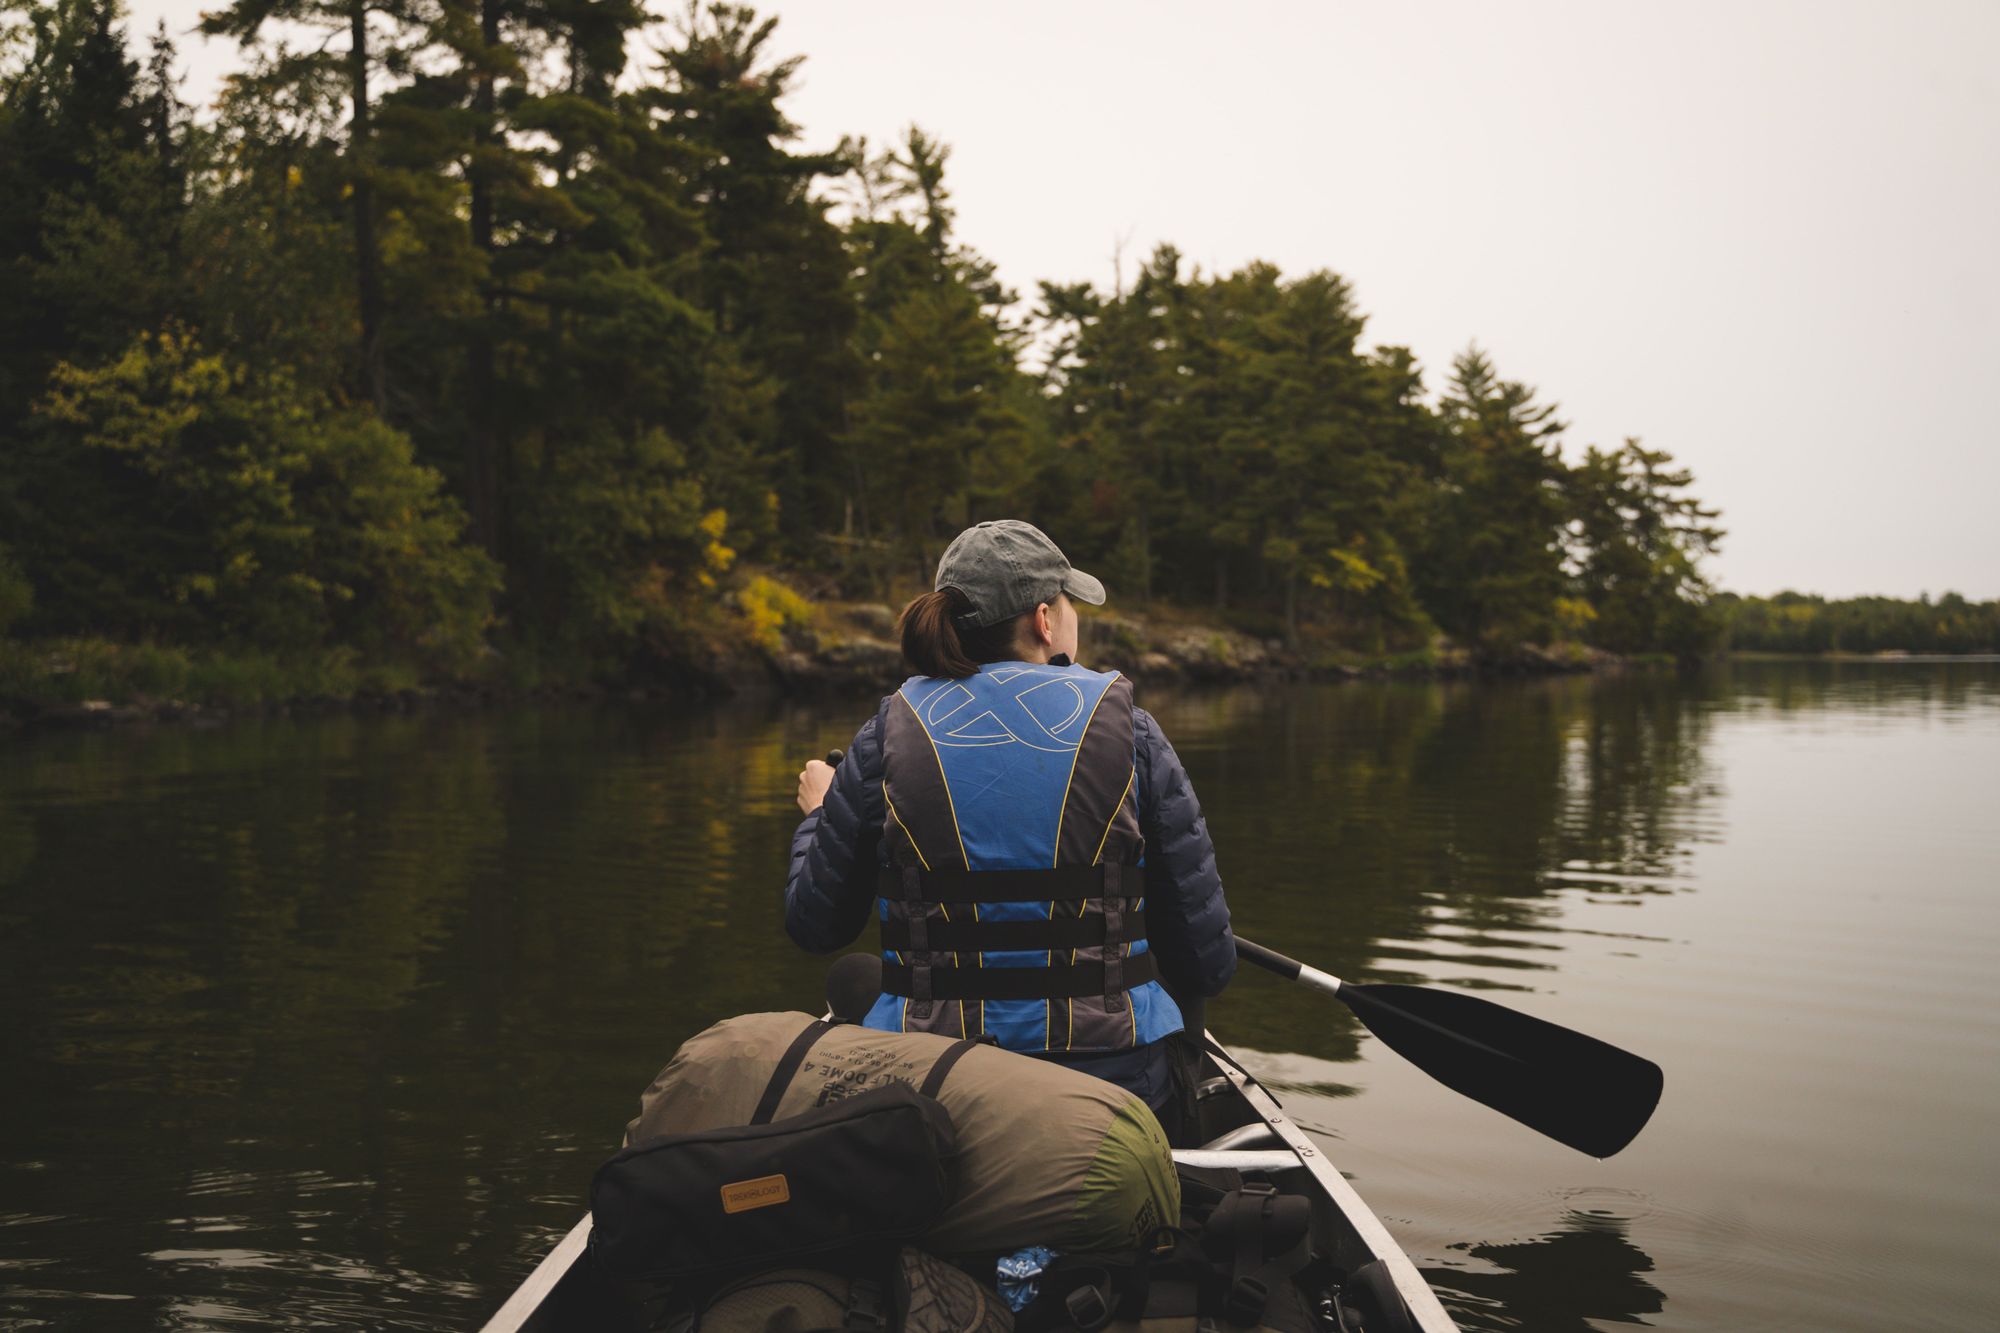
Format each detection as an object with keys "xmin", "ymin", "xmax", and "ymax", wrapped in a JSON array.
[
  {"xmin": 643, "ymin": 3, "xmax": 854, "ymax": 553},
  {"xmin": 1567, "ymin": 440, "xmax": 1724, "ymax": 655},
  {"xmin": 0, "ymin": 0, "xmax": 183, "ymax": 415},
  {"xmin": 836, "ymin": 124, "xmax": 1036, "ymax": 590},
  {"xmin": 1420, "ymin": 346, "xmax": 1571, "ymax": 651},
  {"xmin": 0, "ymin": 1, "xmax": 194, "ymax": 630},
  {"xmin": 847, "ymin": 283, "xmax": 1030, "ymax": 585},
  {"xmin": 200, "ymin": 0, "xmax": 427, "ymax": 412}
]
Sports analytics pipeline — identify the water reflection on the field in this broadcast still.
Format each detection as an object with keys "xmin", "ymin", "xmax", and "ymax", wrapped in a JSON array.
[
  {"xmin": 1711, "ymin": 655, "xmax": 2000, "ymax": 719},
  {"xmin": 1, "ymin": 678, "xmax": 1715, "ymax": 1326},
  {"xmin": 2, "ymin": 661, "xmax": 1996, "ymax": 1327},
  {"xmin": 1429, "ymin": 1206, "xmax": 1665, "ymax": 1332},
  {"xmin": 1165, "ymin": 672, "xmax": 1719, "ymax": 1057}
]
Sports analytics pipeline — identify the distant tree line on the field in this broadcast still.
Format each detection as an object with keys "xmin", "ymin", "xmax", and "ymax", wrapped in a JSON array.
[
  {"xmin": 0, "ymin": 0, "xmax": 1728, "ymax": 686},
  {"xmin": 1719, "ymin": 593, "xmax": 2000, "ymax": 655}
]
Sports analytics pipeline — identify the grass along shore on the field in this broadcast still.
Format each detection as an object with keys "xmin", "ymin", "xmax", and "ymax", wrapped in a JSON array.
[{"xmin": 0, "ymin": 622, "xmax": 1621, "ymax": 738}]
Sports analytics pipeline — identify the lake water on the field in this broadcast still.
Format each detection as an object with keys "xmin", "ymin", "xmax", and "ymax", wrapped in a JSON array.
[{"xmin": 3, "ymin": 660, "xmax": 1996, "ymax": 1330}]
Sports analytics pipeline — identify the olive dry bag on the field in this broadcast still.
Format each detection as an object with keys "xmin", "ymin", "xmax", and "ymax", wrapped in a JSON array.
[
  {"xmin": 626, "ymin": 1012, "xmax": 1180, "ymax": 1257},
  {"xmin": 591, "ymin": 1020, "xmax": 963, "ymax": 1280}
]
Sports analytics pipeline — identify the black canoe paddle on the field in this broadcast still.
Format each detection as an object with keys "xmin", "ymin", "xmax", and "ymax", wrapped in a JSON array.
[
  {"xmin": 818, "ymin": 746, "xmax": 1657, "ymax": 1154},
  {"xmin": 1234, "ymin": 936, "xmax": 1662, "ymax": 1158}
]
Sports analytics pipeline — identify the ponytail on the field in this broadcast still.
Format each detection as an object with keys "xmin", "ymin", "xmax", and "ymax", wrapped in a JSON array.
[{"xmin": 898, "ymin": 588, "xmax": 1027, "ymax": 679}]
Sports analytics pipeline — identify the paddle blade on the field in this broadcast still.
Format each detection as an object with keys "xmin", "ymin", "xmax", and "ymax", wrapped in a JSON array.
[{"xmin": 1340, "ymin": 982, "xmax": 1663, "ymax": 1158}]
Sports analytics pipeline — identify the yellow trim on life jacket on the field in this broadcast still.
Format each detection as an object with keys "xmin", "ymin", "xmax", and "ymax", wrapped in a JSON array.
[
  {"xmin": 1090, "ymin": 765, "xmax": 1137, "ymax": 867},
  {"xmin": 891, "ymin": 778, "xmax": 979, "ymax": 1037},
  {"xmin": 1048, "ymin": 896, "xmax": 1064, "ymax": 1056},
  {"xmin": 884, "ymin": 792, "xmax": 931, "ymax": 872},
  {"xmin": 936, "ymin": 900, "xmax": 967, "ymax": 1039},
  {"xmin": 1052, "ymin": 671, "xmax": 1122, "ymax": 867},
  {"xmin": 898, "ymin": 690, "xmax": 970, "ymax": 871},
  {"xmin": 1066, "ymin": 896, "xmax": 1084, "ymax": 1052},
  {"xmin": 883, "ymin": 792, "xmax": 923, "ymax": 976}
]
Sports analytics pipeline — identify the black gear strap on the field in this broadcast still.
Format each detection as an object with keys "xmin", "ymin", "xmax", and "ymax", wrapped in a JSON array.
[
  {"xmin": 881, "ymin": 953, "xmax": 1157, "ymax": 1001},
  {"xmin": 918, "ymin": 1034, "xmax": 995, "ymax": 1099},
  {"xmin": 749, "ymin": 1018, "xmax": 840, "ymax": 1125},
  {"xmin": 879, "ymin": 862, "xmax": 1142, "ymax": 904},
  {"xmin": 880, "ymin": 909, "xmax": 1147, "ymax": 953}
]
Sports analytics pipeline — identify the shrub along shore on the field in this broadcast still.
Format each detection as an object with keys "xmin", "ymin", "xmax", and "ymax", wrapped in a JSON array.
[
  {"xmin": 12, "ymin": 582, "xmax": 1995, "ymax": 733},
  {"xmin": 1, "ymin": 587, "xmax": 1623, "ymax": 734}
]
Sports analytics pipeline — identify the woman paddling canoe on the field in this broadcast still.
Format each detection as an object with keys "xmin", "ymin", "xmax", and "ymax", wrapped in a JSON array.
[{"xmin": 784, "ymin": 519, "xmax": 1236, "ymax": 1139}]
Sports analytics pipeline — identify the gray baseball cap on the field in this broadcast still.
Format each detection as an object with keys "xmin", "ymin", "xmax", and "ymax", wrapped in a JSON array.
[{"xmin": 936, "ymin": 520, "xmax": 1107, "ymax": 629}]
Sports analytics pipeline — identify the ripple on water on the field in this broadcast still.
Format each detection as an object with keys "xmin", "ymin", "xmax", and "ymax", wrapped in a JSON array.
[{"xmin": 5, "ymin": 670, "xmax": 1999, "ymax": 1330}]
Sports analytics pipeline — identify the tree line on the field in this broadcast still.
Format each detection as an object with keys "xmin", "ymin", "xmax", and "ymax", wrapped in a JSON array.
[
  {"xmin": 1718, "ymin": 593, "xmax": 2000, "ymax": 655},
  {"xmin": 1, "ymin": 0, "xmax": 1734, "ymax": 692}
]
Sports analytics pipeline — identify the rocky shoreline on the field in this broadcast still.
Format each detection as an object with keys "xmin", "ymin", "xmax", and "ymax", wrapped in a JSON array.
[
  {"xmin": 755, "ymin": 602, "xmax": 1614, "ymax": 693},
  {"xmin": 3, "ymin": 604, "xmax": 1621, "ymax": 736}
]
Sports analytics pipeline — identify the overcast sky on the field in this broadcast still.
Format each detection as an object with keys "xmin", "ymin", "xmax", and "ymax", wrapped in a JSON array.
[{"xmin": 130, "ymin": 0, "xmax": 1999, "ymax": 599}]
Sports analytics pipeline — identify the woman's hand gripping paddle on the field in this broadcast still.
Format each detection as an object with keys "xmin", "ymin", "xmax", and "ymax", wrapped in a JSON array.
[
  {"xmin": 1234, "ymin": 937, "xmax": 1662, "ymax": 1158},
  {"xmin": 814, "ymin": 749, "xmax": 887, "ymax": 1025},
  {"xmin": 796, "ymin": 748, "xmax": 843, "ymax": 816}
]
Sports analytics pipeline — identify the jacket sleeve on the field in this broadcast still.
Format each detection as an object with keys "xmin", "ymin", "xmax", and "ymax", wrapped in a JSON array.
[
  {"xmin": 783, "ymin": 704, "xmax": 887, "ymax": 954},
  {"xmin": 1133, "ymin": 706, "xmax": 1236, "ymax": 996}
]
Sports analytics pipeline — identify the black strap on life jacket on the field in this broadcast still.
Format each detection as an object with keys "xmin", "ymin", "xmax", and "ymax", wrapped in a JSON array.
[
  {"xmin": 877, "ymin": 861, "xmax": 1148, "ymax": 1016},
  {"xmin": 876, "ymin": 862, "xmax": 1143, "ymax": 904},
  {"xmin": 881, "ymin": 953, "xmax": 1159, "ymax": 1001},
  {"xmin": 880, "ymin": 908, "xmax": 1148, "ymax": 953}
]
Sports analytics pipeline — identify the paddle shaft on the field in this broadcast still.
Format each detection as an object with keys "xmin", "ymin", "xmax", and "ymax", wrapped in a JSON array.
[
  {"xmin": 1235, "ymin": 936, "xmax": 1344, "ymax": 997},
  {"xmin": 1231, "ymin": 934, "xmax": 1663, "ymax": 1158}
]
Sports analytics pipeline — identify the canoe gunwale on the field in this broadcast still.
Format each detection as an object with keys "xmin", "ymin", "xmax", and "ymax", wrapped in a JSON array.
[
  {"xmin": 1202, "ymin": 1036, "xmax": 1459, "ymax": 1331},
  {"xmin": 476, "ymin": 1030, "xmax": 1461, "ymax": 1332},
  {"xmin": 478, "ymin": 1215, "xmax": 591, "ymax": 1333}
]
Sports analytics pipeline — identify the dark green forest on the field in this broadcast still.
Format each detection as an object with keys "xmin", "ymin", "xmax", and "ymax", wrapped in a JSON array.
[
  {"xmin": 1719, "ymin": 593, "xmax": 2000, "ymax": 656},
  {"xmin": 1, "ymin": 2, "xmax": 1975, "ymax": 703}
]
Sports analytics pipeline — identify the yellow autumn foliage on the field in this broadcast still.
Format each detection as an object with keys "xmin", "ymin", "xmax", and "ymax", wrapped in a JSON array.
[{"xmin": 738, "ymin": 574, "xmax": 816, "ymax": 653}]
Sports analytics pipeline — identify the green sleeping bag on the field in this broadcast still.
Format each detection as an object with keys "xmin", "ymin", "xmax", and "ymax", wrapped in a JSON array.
[{"xmin": 626, "ymin": 1011, "xmax": 1179, "ymax": 1256}]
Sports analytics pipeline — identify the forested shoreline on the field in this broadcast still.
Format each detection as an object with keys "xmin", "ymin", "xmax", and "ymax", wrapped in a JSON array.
[
  {"xmin": 1, "ymin": 2, "xmax": 1987, "ymax": 722},
  {"xmin": 1719, "ymin": 593, "xmax": 2000, "ymax": 656}
]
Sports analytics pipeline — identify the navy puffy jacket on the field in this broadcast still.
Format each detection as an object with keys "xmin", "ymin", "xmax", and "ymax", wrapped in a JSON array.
[{"xmin": 784, "ymin": 699, "xmax": 1236, "ymax": 1000}]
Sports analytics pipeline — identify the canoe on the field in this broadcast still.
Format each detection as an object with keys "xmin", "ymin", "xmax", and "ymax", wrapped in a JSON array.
[{"xmin": 477, "ymin": 1033, "xmax": 1460, "ymax": 1332}]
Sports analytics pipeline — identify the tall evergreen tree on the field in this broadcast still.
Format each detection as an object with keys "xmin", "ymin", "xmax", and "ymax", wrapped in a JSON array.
[
  {"xmin": 0, "ymin": 0, "xmax": 195, "ymax": 627},
  {"xmin": 1567, "ymin": 440, "xmax": 1724, "ymax": 655},
  {"xmin": 199, "ymin": 0, "xmax": 426, "ymax": 412},
  {"xmin": 0, "ymin": 0, "xmax": 184, "ymax": 417},
  {"xmin": 1419, "ymin": 346, "xmax": 1570, "ymax": 650},
  {"xmin": 644, "ymin": 3, "xmax": 853, "ymax": 551}
]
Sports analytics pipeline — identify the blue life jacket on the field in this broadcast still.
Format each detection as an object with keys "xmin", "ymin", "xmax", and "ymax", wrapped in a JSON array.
[{"xmin": 866, "ymin": 661, "xmax": 1182, "ymax": 1053}]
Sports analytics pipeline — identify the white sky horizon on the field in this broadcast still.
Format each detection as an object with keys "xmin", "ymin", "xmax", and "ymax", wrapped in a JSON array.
[{"xmin": 124, "ymin": 0, "xmax": 2000, "ymax": 600}]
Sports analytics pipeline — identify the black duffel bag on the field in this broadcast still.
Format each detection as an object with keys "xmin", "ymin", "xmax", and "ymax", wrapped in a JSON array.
[{"xmin": 590, "ymin": 1019, "xmax": 969, "ymax": 1280}]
